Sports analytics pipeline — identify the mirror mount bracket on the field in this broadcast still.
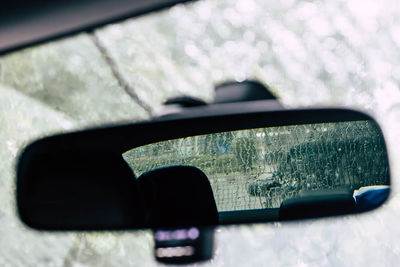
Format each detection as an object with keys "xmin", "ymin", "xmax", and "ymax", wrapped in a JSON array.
[
  {"xmin": 161, "ymin": 80, "xmax": 282, "ymax": 117},
  {"xmin": 213, "ymin": 80, "xmax": 279, "ymax": 104}
]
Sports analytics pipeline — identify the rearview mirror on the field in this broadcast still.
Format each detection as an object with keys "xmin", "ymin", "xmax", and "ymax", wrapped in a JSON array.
[{"xmin": 16, "ymin": 104, "xmax": 390, "ymax": 230}]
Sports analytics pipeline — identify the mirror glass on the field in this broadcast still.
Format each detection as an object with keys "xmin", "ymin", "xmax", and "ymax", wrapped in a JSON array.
[
  {"xmin": 17, "ymin": 114, "xmax": 391, "ymax": 230},
  {"xmin": 124, "ymin": 120, "xmax": 389, "ymax": 218}
]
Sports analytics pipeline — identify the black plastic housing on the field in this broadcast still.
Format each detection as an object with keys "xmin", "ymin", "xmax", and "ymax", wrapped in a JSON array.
[{"xmin": 16, "ymin": 102, "xmax": 390, "ymax": 230}]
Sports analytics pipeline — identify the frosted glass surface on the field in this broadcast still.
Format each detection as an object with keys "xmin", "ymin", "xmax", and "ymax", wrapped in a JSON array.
[{"xmin": 1, "ymin": 0, "xmax": 400, "ymax": 266}]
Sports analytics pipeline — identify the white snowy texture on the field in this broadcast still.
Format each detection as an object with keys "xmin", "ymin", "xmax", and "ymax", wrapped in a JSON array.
[{"xmin": 1, "ymin": 0, "xmax": 400, "ymax": 266}]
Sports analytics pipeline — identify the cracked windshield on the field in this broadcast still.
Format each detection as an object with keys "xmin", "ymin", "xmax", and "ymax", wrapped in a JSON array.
[
  {"xmin": 1, "ymin": 0, "xmax": 400, "ymax": 266},
  {"xmin": 124, "ymin": 121, "xmax": 388, "ymax": 211}
]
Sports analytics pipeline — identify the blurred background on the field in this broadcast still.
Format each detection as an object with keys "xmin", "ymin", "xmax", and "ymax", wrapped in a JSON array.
[{"xmin": 1, "ymin": 0, "xmax": 400, "ymax": 266}]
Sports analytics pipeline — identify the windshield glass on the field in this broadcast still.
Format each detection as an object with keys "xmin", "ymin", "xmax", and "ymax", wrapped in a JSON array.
[{"xmin": 1, "ymin": 0, "xmax": 400, "ymax": 266}]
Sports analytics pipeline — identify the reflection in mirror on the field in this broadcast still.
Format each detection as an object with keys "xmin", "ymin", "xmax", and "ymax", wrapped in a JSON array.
[
  {"xmin": 123, "ymin": 120, "xmax": 389, "ymax": 218},
  {"xmin": 17, "ymin": 116, "xmax": 391, "ymax": 230}
]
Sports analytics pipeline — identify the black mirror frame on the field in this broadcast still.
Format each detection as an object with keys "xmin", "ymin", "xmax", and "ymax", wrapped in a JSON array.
[{"xmin": 16, "ymin": 101, "xmax": 391, "ymax": 230}]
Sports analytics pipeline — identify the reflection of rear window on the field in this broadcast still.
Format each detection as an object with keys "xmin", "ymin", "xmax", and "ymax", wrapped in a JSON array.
[{"xmin": 123, "ymin": 120, "xmax": 389, "ymax": 211}]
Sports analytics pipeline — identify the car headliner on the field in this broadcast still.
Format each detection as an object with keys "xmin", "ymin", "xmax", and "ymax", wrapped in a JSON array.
[{"xmin": 0, "ymin": 0, "xmax": 194, "ymax": 55}]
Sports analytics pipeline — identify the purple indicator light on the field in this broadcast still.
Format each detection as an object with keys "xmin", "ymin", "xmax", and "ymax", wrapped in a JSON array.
[{"xmin": 188, "ymin": 227, "xmax": 200, "ymax": 240}]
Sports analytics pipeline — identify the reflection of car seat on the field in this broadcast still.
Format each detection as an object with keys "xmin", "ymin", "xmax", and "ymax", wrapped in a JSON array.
[
  {"xmin": 19, "ymin": 150, "xmax": 144, "ymax": 229},
  {"xmin": 137, "ymin": 166, "xmax": 219, "ymax": 228},
  {"xmin": 279, "ymin": 189, "xmax": 356, "ymax": 220}
]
